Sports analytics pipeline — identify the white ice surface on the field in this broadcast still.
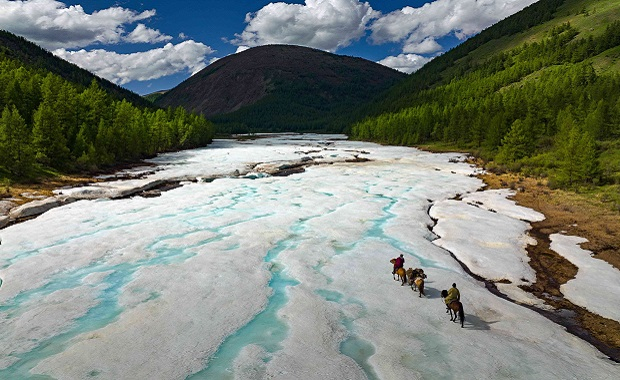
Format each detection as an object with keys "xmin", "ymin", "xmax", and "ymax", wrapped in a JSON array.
[
  {"xmin": 429, "ymin": 189, "xmax": 549, "ymax": 305},
  {"xmin": 495, "ymin": 283, "xmax": 553, "ymax": 310},
  {"xmin": 429, "ymin": 197, "xmax": 537, "ymax": 285},
  {"xmin": 551, "ymin": 234, "xmax": 620, "ymax": 323},
  {"xmin": 0, "ymin": 134, "xmax": 618, "ymax": 379},
  {"xmin": 461, "ymin": 189, "xmax": 545, "ymax": 222}
]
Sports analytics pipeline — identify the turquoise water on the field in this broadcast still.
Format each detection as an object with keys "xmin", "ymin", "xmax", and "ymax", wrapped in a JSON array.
[
  {"xmin": 186, "ymin": 269, "xmax": 298, "ymax": 379},
  {"xmin": 0, "ymin": 204, "xmax": 244, "ymax": 378},
  {"xmin": 365, "ymin": 190, "xmax": 440, "ymax": 269},
  {"xmin": 0, "ymin": 268, "xmax": 128, "ymax": 378},
  {"xmin": 0, "ymin": 146, "xmax": 464, "ymax": 379},
  {"xmin": 340, "ymin": 337, "xmax": 377, "ymax": 380},
  {"xmin": 315, "ymin": 289, "xmax": 379, "ymax": 380},
  {"xmin": 187, "ymin": 224, "xmax": 303, "ymax": 379}
]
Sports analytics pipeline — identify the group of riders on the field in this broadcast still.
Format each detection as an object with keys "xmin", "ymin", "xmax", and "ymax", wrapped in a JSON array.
[{"xmin": 391, "ymin": 253, "xmax": 461, "ymax": 311}]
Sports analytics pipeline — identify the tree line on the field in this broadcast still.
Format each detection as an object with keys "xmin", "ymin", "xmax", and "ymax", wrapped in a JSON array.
[
  {"xmin": 351, "ymin": 21, "xmax": 620, "ymax": 188},
  {"xmin": 0, "ymin": 56, "xmax": 214, "ymax": 178}
]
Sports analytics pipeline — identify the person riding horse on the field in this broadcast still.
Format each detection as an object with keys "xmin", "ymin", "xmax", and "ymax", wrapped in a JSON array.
[
  {"xmin": 390, "ymin": 255, "xmax": 407, "ymax": 285},
  {"xmin": 392, "ymin": 254, "xmax": 404, "ymax": 275},
  {"xmin": 444, "ymin": 283, "xmax": 460, "ymax": 312},
  {"xmin": 441, "ymin": 284, "xmax": 465, "ymax": 327}
]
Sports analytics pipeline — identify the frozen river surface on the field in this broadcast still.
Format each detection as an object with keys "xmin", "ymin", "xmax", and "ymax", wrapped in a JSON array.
[{"xmin": 0, "ymin": 135, "xmax": 618, "ymax": 379}]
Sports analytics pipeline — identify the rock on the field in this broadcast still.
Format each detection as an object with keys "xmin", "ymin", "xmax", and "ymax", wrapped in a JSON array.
[
  {"xmin": 20, "ymin": 192, "xmax": 46, "ymax": 199},
  {"xmin": 140, "ymin": 190, "xmax": 162, "ymax": 198},
  {"xmin": 8, "ymin": 197, "xmax": 63, "ymax": 220},
  {"xmin": 0, "ymin": 200, "xmax": 17, "ymax": 216},
  {"xmin": 0, "ymin": 216, "xmax": 8, "ymax": 229}
]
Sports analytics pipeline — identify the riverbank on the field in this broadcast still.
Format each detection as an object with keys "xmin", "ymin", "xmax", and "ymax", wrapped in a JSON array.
[
  {"xmin": 478, "ymin": 170, "xmax": 620, "ymax": 360},
  {"xmin": 413, "ymin": 142, "xmax": 620, "ymax": 358},
  {"xmin": 0, "ymin": 160, "xmax": 158, "ymax": 207}
]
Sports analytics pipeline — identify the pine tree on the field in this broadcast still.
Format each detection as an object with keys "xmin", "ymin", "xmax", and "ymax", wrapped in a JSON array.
[
  {"xmin": 0, "ymin": 105, "xmax": 33, "ymax": 175},
  {"xmin": 496, "ymin": 118, "xmax": 534, "ymax": 163},
  {"xmin": 31, "ymin": 101, "xmax": 69, "ymax": 167},
  {"xmin": 554, "ymin": 109, "xmax": 599, "ymax": 187}
]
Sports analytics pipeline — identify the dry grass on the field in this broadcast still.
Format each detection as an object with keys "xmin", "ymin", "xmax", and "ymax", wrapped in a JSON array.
[
  {"xmin": 1, "ymin": 174, "xmax": 98, "ymax": 206},
  {"xmin": 481, "ymin": 173, "xmax": 620, "ymax": 270}
]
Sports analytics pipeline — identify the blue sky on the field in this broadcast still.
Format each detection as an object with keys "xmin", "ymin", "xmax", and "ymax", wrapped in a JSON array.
[{"xmin": 0, "ymin": 0, "xmax": 538, "ymax": 95}]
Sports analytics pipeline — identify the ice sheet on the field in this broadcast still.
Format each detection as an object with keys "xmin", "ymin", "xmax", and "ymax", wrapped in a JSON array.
[
  {"xmin": 429, "ymin": 198, "xmax": 537, "ymax": 285},
  {"xmin": 0, "ymin": 135, "xmax": 617, "ymax": 379},
  {"xmin": 551, "ymin": 234, "xmax": 620, "ymax": 323}
]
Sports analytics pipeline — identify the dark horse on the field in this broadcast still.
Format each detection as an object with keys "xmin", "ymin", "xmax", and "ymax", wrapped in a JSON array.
[
  {"xmin": 406, "ymin": 268, "xmax": 426, "ymax": 297},
  {"xmin": 441, "ymin": 290, "xmax": 465, "ymax": 328}
]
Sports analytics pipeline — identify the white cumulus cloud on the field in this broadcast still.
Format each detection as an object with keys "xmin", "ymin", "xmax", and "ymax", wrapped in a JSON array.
[
  {"xmin": 125, "ymin": 24, "xmax": 172, "ymax": 44},
  {"xmin": 405, "ymin": 37, "xmax": 442, "ymax": 54},
  {"xmin": 53, "ymin": 41, "xmax": 214, "ymax": 85},
  {"xmin": 0, "ymin": 0, "xmax": 170, "ymax": 49},
  {"xmin": 231, "ymin": 0, "xmax": 378, "ymax": 52},
  {"xmin": 371, "ymin": 0, "xmax": 538, "ymax": 53},
  {"xmin": 377, "ymin": 54, "xmax": 431, "ymax": 74}
]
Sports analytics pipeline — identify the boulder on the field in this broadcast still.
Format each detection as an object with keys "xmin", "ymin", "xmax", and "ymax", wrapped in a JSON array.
[
  {"xmin": 8, "ymin": 197, "xmax": 63, "ymax": 220},
  {"xmin": 0, "ymin": 200, "xmax": 17, "ymax": 216}
]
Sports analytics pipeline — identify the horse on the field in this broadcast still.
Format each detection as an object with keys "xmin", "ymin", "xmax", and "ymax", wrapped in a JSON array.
[
  {"xmin": 406, "ymin": 268, "xmax": 427, "ymax": 297},
  {"xmin": 441, "ymin": 290, "xmax": 465, "ymax": 328},
  {"xmin": 413, "ymin": 277, "xmax": 425, "ymax": 297},
  {"xmin": 394, "ymin": 267, "xmax": 407, "ymax": 286}
]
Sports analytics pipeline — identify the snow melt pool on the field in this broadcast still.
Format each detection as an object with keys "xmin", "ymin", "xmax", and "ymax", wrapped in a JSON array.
[{"xmin": 0, "ymin": 135, "xmax": 618, "ymax": 379}]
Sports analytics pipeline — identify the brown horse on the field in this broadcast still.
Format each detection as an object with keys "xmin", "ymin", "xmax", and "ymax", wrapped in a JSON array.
[
  {"xmin": 441, "ymin": 290, "xmax": 465, "ymax": 328},
  {"xmin": 413, "ymin": 277, "xmax": 425, "ymax": 297},
  {"xmin": 394, "ymin": 267, "xmax": 407, "ymax": 285},
  {"xmin": 406, "ymin": 268, "xmax": 426, "ymax": 297}
]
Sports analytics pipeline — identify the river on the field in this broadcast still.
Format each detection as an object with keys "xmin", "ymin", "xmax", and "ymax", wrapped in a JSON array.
[{"xmin": 0, "ymin": 134, "xmax": 617, "ymax": 379}]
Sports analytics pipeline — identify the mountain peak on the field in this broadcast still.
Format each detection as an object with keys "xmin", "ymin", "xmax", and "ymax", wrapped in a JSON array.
[{"xmin": 155, "ymin": 44, "xmax": 405, "ymax": 132}]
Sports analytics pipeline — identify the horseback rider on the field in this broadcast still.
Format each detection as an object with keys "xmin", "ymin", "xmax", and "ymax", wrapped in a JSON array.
[
  {"xmin": 444, "ymin": 283, "xmax": 460, "ymax": 312},
  {"xmin": 392, "ymin": 254, "xmax": 405, "ymax": 275}
]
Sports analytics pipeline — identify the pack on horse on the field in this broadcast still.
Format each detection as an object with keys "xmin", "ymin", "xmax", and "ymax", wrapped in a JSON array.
[
  {"xmin": 406, "ymin": 268, "xmax": 427, "ymax": 297},
  {"xmin": 441, "ymin": 289, "xmax": 465, "ymax": 328},
  {"xmin": 390, "ymin": 259, "xmax": 407, "ymax": 286}
]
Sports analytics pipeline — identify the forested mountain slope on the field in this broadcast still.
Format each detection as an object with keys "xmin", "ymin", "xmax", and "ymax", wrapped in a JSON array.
[
  {"xmin": 155, "ymin": 44, "xmax": 406, "ymax": 133},
  {"xmin": 0, "ymin": 31, "xmax": 214, "ymax": 178},
  {"xmin": 351, "ymin": 0, "xmax": 620, "ymax": 191},
  {"xmin": 0, "ymin": 30, "xmax": 151, "ymax": 108}
]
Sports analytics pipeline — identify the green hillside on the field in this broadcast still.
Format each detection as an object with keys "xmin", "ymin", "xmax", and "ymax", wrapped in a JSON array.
[
  {"xmin": 464, "ymin": 0, "xmax": 620, "ymax": 66},
  {"xmin": 350, "ymin": 0, "xmax": 620, "ymax": 197},
  {"xmin": 0, "ymin": 31, "xmax": 214, "ymax": 181},
  {"xmin": 0, "ymin": 30, "xmax": 152, "ymax": 109}
]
